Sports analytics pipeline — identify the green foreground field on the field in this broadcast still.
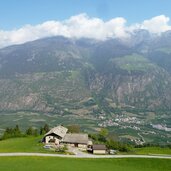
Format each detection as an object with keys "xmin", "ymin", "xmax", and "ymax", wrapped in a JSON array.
[
  {"xmin": 134, "ymin": 147, "xmax": 171, "ymax": 155},
  {"xmin": 0, "ymin": 157, "xmax": 171, "ymax": 171},
  {"xmin": 0, "ymin": 136, "xmax": 47, "ymax": 153},
  {"xmin": 0, "ymin": 137, "xmax": 171, "ymax": 171}
]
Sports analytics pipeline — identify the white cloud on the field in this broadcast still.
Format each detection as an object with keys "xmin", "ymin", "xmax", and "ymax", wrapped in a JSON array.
[
  {"xmin": 0, "ymin": 14, "xmax": 171, "ymax": 48},
  {"xmin": 141, "ymin": 15, "xmax": 171, "ymax": 34}
]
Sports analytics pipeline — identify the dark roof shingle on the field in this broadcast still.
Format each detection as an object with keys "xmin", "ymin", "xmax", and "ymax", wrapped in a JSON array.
[
  {"xmin": 63, "ymin": 133, "xmax": 88, "ymax": 144},
  {"xmin": 92, "ymin": 144, "xmax": 107, "ymax": 150}
]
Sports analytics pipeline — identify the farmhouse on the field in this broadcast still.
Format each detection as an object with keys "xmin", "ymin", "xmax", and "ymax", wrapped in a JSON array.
[
  {"xmin": 43, "ymin": 126, "xmax": 89, "ymax": 149},
  {"xmin": 62, "ymin": 133, "xmax": 89, "ymax": 149},
  {"xmin": 43, "ymin": 125, "xmax": 68, "ymax": 144},
  {"xmin": 92, "ymin": 144, "xmax": 107, "ymax": 154}
]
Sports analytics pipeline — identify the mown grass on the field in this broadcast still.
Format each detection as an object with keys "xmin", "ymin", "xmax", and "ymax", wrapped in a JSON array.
[
  {"xmin": 0, "ymin": 157, "xmax": 170, "ymax": 171},
  {"xmin": 134, "ymin": 147, "xmax": 171, "ymax": 155},
  {"xmin": 1, "ymin": 136, "xmax": 171, "ymax": 156},
  {"xmin": 0, "ymin": 136, "xmax": 50, "ymax": 153},
  {"xmin": 0, "ymin": 137, "xmax": 171, "ymax": 171}
]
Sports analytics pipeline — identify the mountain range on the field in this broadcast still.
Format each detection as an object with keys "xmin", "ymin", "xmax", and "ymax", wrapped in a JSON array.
[
  {"xmin": 1, "ymin": 30, "xmax": 171, "ymax": 113},
  {"xmin": 1, "ymin": 29, "xmax": 171, "ymax": 143}
]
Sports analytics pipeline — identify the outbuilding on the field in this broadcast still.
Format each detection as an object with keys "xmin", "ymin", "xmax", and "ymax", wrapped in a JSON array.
[{"xmin": 92, "ymin": 144, "xmax": 107, "ymax": 154}]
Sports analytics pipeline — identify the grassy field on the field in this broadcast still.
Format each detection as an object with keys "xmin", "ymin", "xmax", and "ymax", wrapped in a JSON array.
[
  {"xmin": 1, "ymin": 136, "xmax": 171, "ymax": 156},
  {"xmin": 134, "ymin": 147, "xmax": 171, "ymax": 155},
  {"xmin": 0, "ymin": 137, "xmax": 171, "ymax": 171},
  {"xmin": 0, "ymin": 157, "xmax": 170, "ymax": 171},
  {"xmin": 0, "ymin": 136, "xmax": 49, "ymax": 153}
]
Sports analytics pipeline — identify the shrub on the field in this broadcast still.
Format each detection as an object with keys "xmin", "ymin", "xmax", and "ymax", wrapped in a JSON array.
[{"xmin": 55, "ymin": 145, "xmax": 68, "ymax": 153}]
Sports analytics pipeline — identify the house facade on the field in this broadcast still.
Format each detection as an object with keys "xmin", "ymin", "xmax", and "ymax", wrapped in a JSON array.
[{"xmin": 43, "ymin": 125, "xmax": 68, "ymax": 144}]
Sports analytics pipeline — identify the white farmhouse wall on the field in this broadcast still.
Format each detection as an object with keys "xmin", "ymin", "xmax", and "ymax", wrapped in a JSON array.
[
  {"xmin": 45, "ymin": 136, "xmax": 60, "ymax": 144},
  {"xmin": 78, "ymin": 144, "xmax": 87, "ymax": 149},
  {"xmin": 93, "ymin": 150, "xmax": 106, "ymax": 154}
]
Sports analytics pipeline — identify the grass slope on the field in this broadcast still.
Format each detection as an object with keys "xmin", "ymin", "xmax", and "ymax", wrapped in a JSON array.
[
  {"xmin": 0, "ymin": 136, "xmax": 48, "ymax": 153},
  {"xmin": 0, "ymin": 157, "xmax": 170, "ymax": 171},
  {"xmin": 1, "ymin": 136, "xmax": 171, "ymax": 155},
  {"xmin": 134, "ymin": 147, "xmax": 171, "ymax": 155}
]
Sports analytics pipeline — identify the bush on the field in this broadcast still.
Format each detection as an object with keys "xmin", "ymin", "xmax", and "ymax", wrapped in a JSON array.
[{"xmin": 55, "ymin": 145, "xmax": 68, "ymax": 153}]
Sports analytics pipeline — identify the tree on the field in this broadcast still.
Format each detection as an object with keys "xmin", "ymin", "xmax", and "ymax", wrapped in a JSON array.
[
  {"xmin": 33, "ymin": 129, "xmax": 38, "ymax": 136},
  {"xmin": 98, "ymin": 128, "xmax": 109, "ymax": 142},
  {"xmin": 26, "ymin": 127, "xmax": 39, "ymax": 136},
  {"xmin": 99, "ymin": 128, "xmax": 108, "ymax": 137},
  {"xmin": 26, "ymin": 127, "xmax": 34, "ymax": 135},
  {"xmin": 39, "ymin": 124, "xmax": 50, "ymax": 135},
  {"xmin": 107, "ymin": 139, "xmax": 119, "ymax": 150},
  {"xmin": 106, "ymin": 139, "xmax": 132, "ymax": 152},
  {"xmin": 14, "ymin": 125, "xmax": 21, "ymax": 136},
  {"xmin": 2, "ymin": 127, "xmax": 11, "ymax": 139},
  {"xmin": 43, "ymin": 124, "xmax": 50, "ymax": 133},
  {"xmin": 67, "ymin": 125, "xmax": 80, "ymax": 133},
  {"xmin": 40, "ymin": 127, "xmax": 45, "ymax": 135},
  {"xmin": 1, "ymin": 125, "xmax": 22, "ymax": 139}
]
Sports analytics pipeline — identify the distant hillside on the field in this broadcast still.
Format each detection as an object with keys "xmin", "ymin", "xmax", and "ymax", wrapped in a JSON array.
[{"xmin": 1, "ymin": 32, "xmax": 171, "ymax": 114}]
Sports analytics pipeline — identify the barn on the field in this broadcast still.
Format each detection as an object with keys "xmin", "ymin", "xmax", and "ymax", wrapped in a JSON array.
[{"xmin": 62, "ymin": 133, "xmax": 89, "ymax": 149}]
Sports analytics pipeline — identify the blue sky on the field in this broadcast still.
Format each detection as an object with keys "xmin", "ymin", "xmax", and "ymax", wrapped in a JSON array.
[
  {"xmin": 1, "ymin": 0, "xmax": 171, "ymax": 48},
  {"xmin": 0, "ymin": 0, "xmax": 171, "ymax": 29}
]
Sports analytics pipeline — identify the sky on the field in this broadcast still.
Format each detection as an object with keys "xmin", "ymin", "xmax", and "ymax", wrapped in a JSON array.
[{"xmin": 0, "ymin": 0, "xmax": 171, "ymax": 48}]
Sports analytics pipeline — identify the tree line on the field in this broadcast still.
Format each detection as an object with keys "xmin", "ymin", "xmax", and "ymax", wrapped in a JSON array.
[
  {"xmin": 0, "ymin": 124, "xmax": 81, "ymax": 140},
  {"xmin": 0, "ymin": 124, "xmax": 50, "ymax": 140}
]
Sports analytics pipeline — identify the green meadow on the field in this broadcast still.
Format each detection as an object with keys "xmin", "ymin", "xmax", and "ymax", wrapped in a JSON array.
[
  {"xmin": 0, "ymin": 136, "xmax": 171, "ymax": 171},
  {"xmin": 1, "ymin": 136, "xmax": 171, "ymax": 155},
  {"xmin": 134, "ymin": 147, "xmax": 171, "ymax": 155},
  {"xmin": 0, "ymin": 157, "xmax": 170, "ymax": 171},
  {"xmin": 0, "ymin": 136, "xmax": 48, "ymax": 153}
]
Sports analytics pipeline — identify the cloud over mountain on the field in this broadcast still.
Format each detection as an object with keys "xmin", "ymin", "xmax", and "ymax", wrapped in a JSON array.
[
  {"xmin": 0, "ymin": 14, "xmax": 171, "ymax": 48},
  {"xmin": 141, "ymin": 15, "xmax": 171, "ymax": 33}
]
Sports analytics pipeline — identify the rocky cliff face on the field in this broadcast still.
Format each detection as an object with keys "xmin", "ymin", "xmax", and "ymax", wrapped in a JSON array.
[
  {"xmin": 89, "ymin": 68, "xmax": 171, "ymax": 110},
  {"xmin": 1, "ymin": 33, "xmax": 171, "ymax": 114}
]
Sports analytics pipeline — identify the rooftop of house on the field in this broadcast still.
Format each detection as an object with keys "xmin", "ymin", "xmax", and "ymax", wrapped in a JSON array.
[
  {"xmin": 62, "ymin": 133, "xmax": 89, "ymax": 144},
  {"xmin": 45, "ymin": 125, "xmax": 68, "ymax": 138},
  {"xmin": 92, "ymin": 144, "xmax": 107, "ymax": 150}
]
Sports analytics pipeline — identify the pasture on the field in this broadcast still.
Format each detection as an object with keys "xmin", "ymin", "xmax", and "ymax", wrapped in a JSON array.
[{"xmin": 0, "ymin": 157, "xmax": 171, "ymax": 171}]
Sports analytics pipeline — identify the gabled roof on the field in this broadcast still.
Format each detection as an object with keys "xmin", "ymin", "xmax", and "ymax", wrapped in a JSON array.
[
  {"xmin": 63, "ymin": 133, "xmax": 88, "ymax": 144},
  {"xmin": 45, "ymin": 125, "xmax": 68, "ymax": 138},
  {"xmin": 92, "ymin": 144, "xmax": 107, "ymax": 150}
]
